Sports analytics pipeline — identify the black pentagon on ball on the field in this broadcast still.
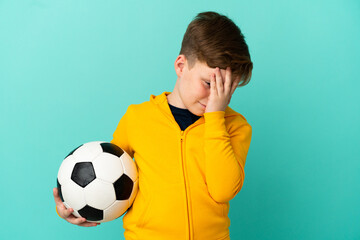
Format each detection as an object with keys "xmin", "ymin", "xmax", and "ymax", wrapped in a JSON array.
[
  {"xmin": 57, "ymin": 179, "xmax": 64, "ymax": 202},
  {"xmin": 114, "ymin": 174, "xmax": 134, "ymax": 200},
  {"xmin": 100, "ymin": 142, "xmax": 124, "ymax": 157},
  {"xmin": 71, "ymin": 162, "xmax": 96, "ymax": 188},
  {"xmin": 78, "ymin": 205, "xmax": 103, "ymax": 221},
  {"xmin": 65, "ymin": 144, "xmax": 83, "ymax": 159}
]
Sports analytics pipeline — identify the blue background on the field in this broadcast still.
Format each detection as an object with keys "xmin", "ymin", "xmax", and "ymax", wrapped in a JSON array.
[{"xmin": 0, "ymin": 0, "xmax": 359, "ymax": 239}]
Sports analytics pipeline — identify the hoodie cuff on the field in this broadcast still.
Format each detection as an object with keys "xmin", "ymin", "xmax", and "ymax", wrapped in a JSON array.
[{"xmin": 203, "ymin": 111, "xmax": 229, "ymax": 138}]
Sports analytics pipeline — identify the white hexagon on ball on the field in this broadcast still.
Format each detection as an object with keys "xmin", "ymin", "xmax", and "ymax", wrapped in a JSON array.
[
  {"xmin": 84, "ymin": 178, "xmax": 116, "ymax": 210},
  {"xmin": 92, "ymin": 152, "xmax": 124, "ymax": 183}
]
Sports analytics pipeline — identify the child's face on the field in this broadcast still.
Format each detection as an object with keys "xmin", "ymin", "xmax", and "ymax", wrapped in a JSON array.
[{"xmin": 175, "ymin": 56, "xmax": 228, "ymax": 116}]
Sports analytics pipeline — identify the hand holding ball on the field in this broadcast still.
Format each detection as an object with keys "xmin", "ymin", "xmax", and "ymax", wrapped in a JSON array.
[{"xmin": 56, "ymin": 141, "xmax": 138, "ymax": 223}]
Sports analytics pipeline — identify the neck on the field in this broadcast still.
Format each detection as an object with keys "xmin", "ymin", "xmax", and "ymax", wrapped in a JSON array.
[{"xmin": 167, "ymin": 82, "xmax": 186, "ymax": 109}]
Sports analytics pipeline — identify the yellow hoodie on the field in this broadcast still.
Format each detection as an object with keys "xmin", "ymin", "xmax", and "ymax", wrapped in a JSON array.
[{"xmin": 110, "ymin": 91, "xmax": 252, "ymax": 240}]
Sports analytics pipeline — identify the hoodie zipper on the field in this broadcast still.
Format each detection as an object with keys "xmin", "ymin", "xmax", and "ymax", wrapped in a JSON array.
[
  {"xmin": 179, "ymin": 130, "xmax": 191, "ymax": 240},
  {"xmin": 154, "ymin": 96, "xmax": 204, "ymax": 240},
  {"xmin": 179, "ymin": 122, "xmax": 203, "ymax": 240}
]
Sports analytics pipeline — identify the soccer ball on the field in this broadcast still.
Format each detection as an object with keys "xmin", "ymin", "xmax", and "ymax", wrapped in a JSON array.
[{"xmin": 56, "ymin": 141, "xmax": 138, "ymax": 223}]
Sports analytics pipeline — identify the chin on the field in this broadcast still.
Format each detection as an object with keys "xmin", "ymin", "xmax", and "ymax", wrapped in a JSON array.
[
  {"xmin": 188, "ymin": 104, "xmax": 205, "ymax": 116},
  {"xmin": 192, "ymin": 110, "xmax": 203, "ymax": 117}
]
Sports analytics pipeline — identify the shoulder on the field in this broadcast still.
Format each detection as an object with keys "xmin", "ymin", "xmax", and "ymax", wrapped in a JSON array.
[
  {"xmin": 125, "ymin": 99, "xmax": 154, "ymax": 117},
  {"xmin": 225, "ymin": 106, "xmax": 250, "ymax": 125},
  {"xmin": 120, "ymin": 101, "xmax": 152, "ymax": 133},
  {"xmin": 223, "ymin": 106, "xmax": 252, "ymax": 138}
]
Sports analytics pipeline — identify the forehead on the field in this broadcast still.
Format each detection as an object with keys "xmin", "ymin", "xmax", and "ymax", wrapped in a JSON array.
[
  {"xmin": 190, "ymin": 60, "xmax": 240, "ymax": 83},
  {"xmin": 192, "ymin": 60, "xmax": 214, "ymax": 75},
  {"xmin": 194, "ymin": 60, "xmax": 211, "ymax": 69},
  {"xmin": 192, "ymin": 60, "xmax": 230, "ymax": 80}
]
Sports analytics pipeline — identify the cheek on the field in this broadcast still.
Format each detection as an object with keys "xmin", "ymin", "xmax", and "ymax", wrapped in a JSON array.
[{"xmin": 196, "ymin": 84, "xmax": 209, "ymax": 96}]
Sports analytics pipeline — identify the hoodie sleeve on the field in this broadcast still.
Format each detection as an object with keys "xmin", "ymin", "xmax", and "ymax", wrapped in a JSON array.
[
  {"xmin": 110, "ymin": 105, "xmax": 135, "ymax": 159},
  {"xmin": 203, "ymin": 111, "xmax": 252, "ymax": 203}
]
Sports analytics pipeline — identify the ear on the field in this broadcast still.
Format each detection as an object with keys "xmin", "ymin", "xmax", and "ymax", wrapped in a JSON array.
[{"xmin": 174, "ymin": 55, "xmax": 187, "ymax": 77}]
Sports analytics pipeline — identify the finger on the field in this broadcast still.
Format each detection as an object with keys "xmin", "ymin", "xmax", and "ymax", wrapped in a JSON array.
[
  {"xmin": 210, "ymin": 73, "xmax": 217, "ymax": 95},
  {"xmin": 53, "ymin": 188, "xmax": 69, "ymax": 217},
  {"xmin": 224, "ymin": 66, "xmax": 231, "ymax": 93},
  {"xmin": 67, "ymin": 215, "xmax": 88, "ymax": 225},
  {"xmin": 53, "ymin": 188, "xmax": 63, "ymax": 205},
  {"xmin": 78, "ymin": 221, "xmax": 101, "ymax": 227},
  {"xmin": 62, "ymin": 207, "xmax": 74, "ymax": 218},
  {"xmin": 215, "ymin": 67, "xmax": 223, "ymax": 93}
]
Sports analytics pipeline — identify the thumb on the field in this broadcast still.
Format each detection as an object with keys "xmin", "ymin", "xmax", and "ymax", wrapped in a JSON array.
[{"xmin": 53, "ymin": 187, "xmax": 64, "ymax": 206}]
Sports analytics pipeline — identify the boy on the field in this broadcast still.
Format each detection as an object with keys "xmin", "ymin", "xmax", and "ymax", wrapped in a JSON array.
[{"xmin": 53, "ymin": 11, "xmax": 253, "ymax": 240}]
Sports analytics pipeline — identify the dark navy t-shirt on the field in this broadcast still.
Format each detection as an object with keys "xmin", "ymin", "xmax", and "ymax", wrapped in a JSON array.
[{"xmin": 168, "ymin": 103, "xmax": 201, "ymax": 131}]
